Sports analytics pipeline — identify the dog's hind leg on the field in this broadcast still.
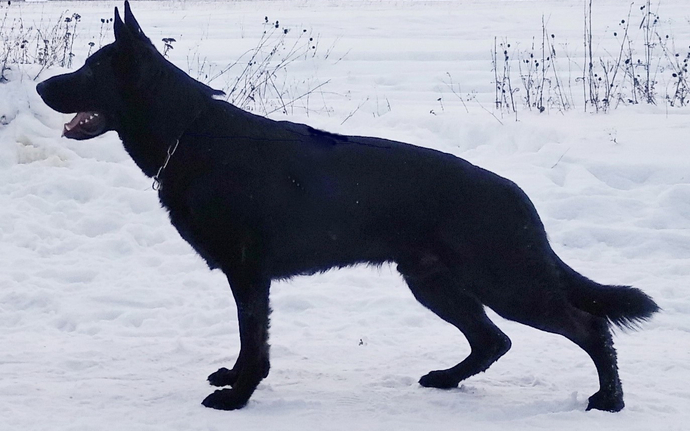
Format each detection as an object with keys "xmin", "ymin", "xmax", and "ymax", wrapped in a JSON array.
[
  {"xmin": 202, "ymin": 272, "xmax": 271, "ymax": 410},
  {"xmin": 479, "ymin": 277, "xmax": 624, "ymax": 412},
  {"xmin": 571, "ymin": 315, "xmax": 624, "ymax": 412},
  {"xmin": 540, "ymin": 311, "xmax": 624, "ymax": 412},
  {"xmin": 514, "ymin": 308, "xmax": 622, "ymax": 411},
  {"xmin": 398, "ymin": 257, "xmax": 511, "ymax": 389}
]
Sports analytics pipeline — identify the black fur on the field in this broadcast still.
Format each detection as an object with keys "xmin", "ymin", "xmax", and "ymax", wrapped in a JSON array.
[{"xmin": 36, "ymin": 1, "xmax": 659, "ymax": 412}]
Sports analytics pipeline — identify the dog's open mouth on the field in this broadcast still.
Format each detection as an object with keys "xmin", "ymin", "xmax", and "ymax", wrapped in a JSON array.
[{"xmin": 63, "ymin": 112, "xmax": 107, "ymax": 140}]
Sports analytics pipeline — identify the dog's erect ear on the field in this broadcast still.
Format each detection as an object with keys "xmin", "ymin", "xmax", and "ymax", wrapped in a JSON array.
[
  {"xmin": 114, "ymin": 6, "xmax": 124, "ymax": 38},
  {"xmin": 114, "ymin": 6, "xmax": 129, "ymax": 41},
  {"xmin": 114, "ymin": 5, "xmax": 136, "ymax": 46},
  {"xmin": 124, "ymin": 1, "xmax": 147, "ymax": 39}
]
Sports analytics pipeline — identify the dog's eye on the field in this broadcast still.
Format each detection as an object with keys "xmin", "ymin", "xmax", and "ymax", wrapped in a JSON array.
[{"xmin": 84, "ymin": 67, "xmax": 93, "ymax": 78}]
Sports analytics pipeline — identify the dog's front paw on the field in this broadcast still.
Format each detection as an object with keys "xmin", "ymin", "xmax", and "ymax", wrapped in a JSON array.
[
  {"xmin": 208, "ymin": 367, "xmax": 238, "ymax": 387},
  {"xmin": 202, "ymin": 388, "xmax": 249, "ymax": 410},
  {"xmin": 419, "ymin": 370, "xmax": 459, "ymax": 389}
]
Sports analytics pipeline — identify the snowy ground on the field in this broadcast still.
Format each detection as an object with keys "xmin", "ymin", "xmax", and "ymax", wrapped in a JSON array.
[{"xmin": 1, "ymin": 1, "xmax": 690, "ymax": 430}]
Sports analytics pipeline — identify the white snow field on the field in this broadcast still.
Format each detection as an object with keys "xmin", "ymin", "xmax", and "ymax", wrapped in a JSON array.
[{"xmin": 1, "ymin": 0, "xmax": 690, "ymax": 430}]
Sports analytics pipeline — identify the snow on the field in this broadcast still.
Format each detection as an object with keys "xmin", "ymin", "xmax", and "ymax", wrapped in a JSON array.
[{"xmin": 1, "ymin": 0, "xmax": 690, "ymax": 430}]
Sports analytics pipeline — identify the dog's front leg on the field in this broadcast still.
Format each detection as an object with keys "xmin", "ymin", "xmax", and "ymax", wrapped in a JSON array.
[{"xmin": 202, "ymin": 272, "xmax": 271, "ymax": 410}]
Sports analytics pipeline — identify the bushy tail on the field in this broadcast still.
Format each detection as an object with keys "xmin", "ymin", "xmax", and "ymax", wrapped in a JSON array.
[{"xmin": 561, "ymin": 263, "xmax": 660, "ymax": 329}]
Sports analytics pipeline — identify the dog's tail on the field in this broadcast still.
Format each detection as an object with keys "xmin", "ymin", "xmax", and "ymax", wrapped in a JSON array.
[{"xmin": 559, "ymin": 258, "xmax": 660, "ymax": 329}]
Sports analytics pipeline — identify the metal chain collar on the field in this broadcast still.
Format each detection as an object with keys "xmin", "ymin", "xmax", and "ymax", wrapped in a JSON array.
[{"xmin": 152, "ymin": 139, "xmax": 180, "ymax": 191}]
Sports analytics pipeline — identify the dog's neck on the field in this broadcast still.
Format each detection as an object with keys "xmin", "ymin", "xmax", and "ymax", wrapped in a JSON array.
[
  {"xmin": 117, "ymin": 95, "xmax": 210, "ymax": 179},
  {"xmin": 150, "ymin": 107, "xmax": 207, "ymax": 190}
]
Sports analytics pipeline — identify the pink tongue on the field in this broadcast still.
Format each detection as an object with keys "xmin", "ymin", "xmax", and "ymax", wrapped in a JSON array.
[
  {"xmin": 64, "ymin": 112, "xmax": 92, "ymax": 134},
  {"xmin": 62, "ymin": 112, "xmax": 102, "ymax": 138}
]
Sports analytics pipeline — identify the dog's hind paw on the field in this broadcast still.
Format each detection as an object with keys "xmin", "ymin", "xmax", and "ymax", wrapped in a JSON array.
[
  {"xmin": 208, "ymin": 367, "xmax": 238, "ymax": 387},
  {"xmin": 419, "ymin": 370, "xmax": 459, "ymax": 389},
  {"xmin": 202, "ymin": 388, "xmax": 249, "ymax": 410},
  {"xmin": 586, "ymin": 390, "xmax": 625, "ymax": 412}
]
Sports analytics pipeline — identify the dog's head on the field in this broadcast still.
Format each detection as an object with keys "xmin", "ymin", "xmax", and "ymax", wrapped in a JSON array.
[
  {"xmin": 36, "ymin": 1, "xmax": 222, "ymax": 143},
  {"xmin": 36, "ymin": 1, "xmax": 149, "ymax": 140}
]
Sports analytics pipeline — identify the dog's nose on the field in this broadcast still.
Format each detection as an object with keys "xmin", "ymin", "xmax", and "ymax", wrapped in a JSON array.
[{"xmin": 36, "ymin": 81, "xmax": 46, "ymax": 97}]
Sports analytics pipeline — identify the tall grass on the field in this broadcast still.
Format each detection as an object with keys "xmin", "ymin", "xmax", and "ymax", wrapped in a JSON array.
[{"xmin": 491, "ymin": 0, "xmax": 689, "ymax": 116}]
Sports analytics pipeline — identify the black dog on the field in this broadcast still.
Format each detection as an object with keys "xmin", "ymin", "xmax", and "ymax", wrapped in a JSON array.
[{"xmin": 36, "ymin": 2, "xmax": 658, "ymax": 412}]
